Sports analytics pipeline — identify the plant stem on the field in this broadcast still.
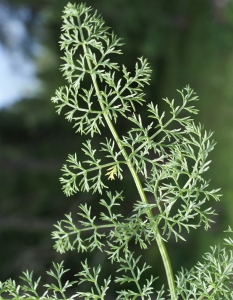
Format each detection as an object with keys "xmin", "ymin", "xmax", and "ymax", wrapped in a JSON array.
[{"xmin": 78, "ymin": 17, "xmax": 177, "ymax": 300}]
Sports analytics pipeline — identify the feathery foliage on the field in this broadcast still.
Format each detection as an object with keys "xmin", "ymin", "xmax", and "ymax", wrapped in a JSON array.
[{"xmin": 1, "ymin": 2, "xmax": 233, "ymax": 299}]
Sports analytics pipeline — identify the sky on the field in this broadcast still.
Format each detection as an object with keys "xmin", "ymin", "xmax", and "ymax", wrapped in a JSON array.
[
  {"xmin": 0, "ymin": 46, "xmax": 38, "ymax": 108},
  {"xmin": 0, "ymin": 3, "xmax": 39, "ymax": 109}
]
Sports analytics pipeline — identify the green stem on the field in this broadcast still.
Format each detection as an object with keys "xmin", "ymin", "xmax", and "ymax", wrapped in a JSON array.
[{"xmin": 78, "ymin": 17, "xmax": 177, "ymax": 300}]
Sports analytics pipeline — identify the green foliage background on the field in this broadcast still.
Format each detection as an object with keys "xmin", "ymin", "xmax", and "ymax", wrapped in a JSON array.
[{"xmin": 1, "ymin": 0, "xmax": 233, "ymax": 292}]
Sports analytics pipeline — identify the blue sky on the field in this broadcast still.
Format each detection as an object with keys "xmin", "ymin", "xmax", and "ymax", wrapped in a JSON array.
[
  {"xmin": 0, "ymin": 3, "xmax": 39, "ymax": 108},
  {"xmin": 0, "ymin": 46, "xmax": 38, "ymax": 108}
]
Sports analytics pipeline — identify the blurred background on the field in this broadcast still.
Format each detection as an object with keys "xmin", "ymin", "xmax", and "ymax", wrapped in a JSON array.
[{"xmin": 1, "ymin": 0, "xmax": 233, "ymax": 296}]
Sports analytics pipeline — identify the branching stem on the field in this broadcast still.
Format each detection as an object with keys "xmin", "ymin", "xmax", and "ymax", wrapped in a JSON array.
[{"xmin": 78, "ymin": 16, "xmax": 177, "ymax": 300}]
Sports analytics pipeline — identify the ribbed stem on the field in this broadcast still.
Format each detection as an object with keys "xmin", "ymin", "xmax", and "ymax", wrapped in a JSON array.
[{"xmin": 78, "ymin": 17, "xmax": 177, "ymax": 300}]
